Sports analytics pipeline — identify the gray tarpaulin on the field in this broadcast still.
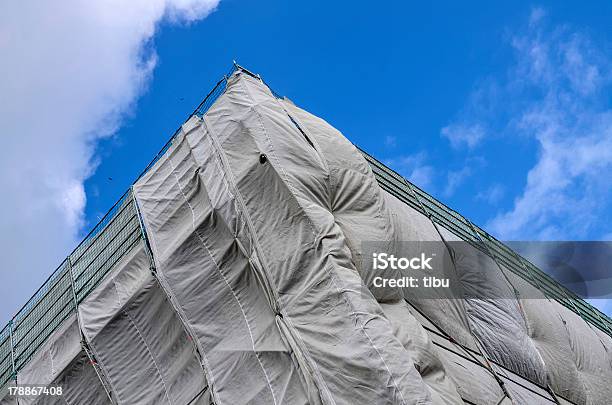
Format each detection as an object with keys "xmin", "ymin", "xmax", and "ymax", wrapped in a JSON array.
[
  {"xmin": 277, "ymin": 75, "xmax": 608, "ymax": 405},
  {"xmin": 17, "ymin": 315, "xmax": 80, "ymax": 391},
  {"xmin": 508, "ymin": 272, "xmax": 589, "ymax": 403},
  {"xmin": 1, "ymin": 242, "xmax": 210, "ymax": 405},
  {"xmin": 492, "ymin": 364, "xmax": 555, "ymax": 405},
  {"xmin": 437, "ymin": 343, "xmax": 505, "ymax": 404},
  {"xmin": 6, "ymin": 68, "xmax": 612, "ymax": 405},
  {"xmin": 79, "ymin": 243, "xmax": 208, "ymax": 405},
  {"xmin": 13, "ymin": 315, "xmax": 110, "ymax": 405},
  {"xmin": 33, "ymin": 352, "xmax": 112, "ymax": 405},
  {"xmin": 437, "ymin": 227, "xmax": 548, "ymax": 386},
  {"xmin": 405, "ymin": 299, "xmax": 558, "ymax": 405},
  {"xmin": 381, "ymin": 191, "xmax": 477, "ymax": 353},
  {"xmin": 542, "ymin": 301, "xmax": 612, "ymax": 404},
  {"xmin": 280, "ymin": 98, "xmax": 463, "ymax": 404},
  {"xmin": 0, "ymin": 383, "xmax": 16, "ymax": 405},
  {"xmin": 380, "ymin": 301, "xmax": 463, "ymax": 404},
  {"xmin": 134, "ymin": 72, "xmax": 433, "ymax": 404},
  {"xmin": 133, "ymin": 115, "xmax": 310, "ymax": 404},
  {"xmin": 508, "ymin": 270, "xmax": 612, "ymax": 404}
]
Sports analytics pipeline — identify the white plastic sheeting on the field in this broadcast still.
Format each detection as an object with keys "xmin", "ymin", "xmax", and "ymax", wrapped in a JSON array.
[
  {"xmin": 134, "ymin": 71, "xmax": 434, "ymax": 405},
  {"xmin": 437, "ymin": 227, "xmax": 548, "ymax": 386},
  {"xmin": 133, "ymin": 115, "xmax": 311, "ymax": 404},
  {"xmin": 4, "ymin": 68, "xmax": 612, "ymax": 405},
  {"xmin": 506, "ymin": 270, "xmax": 612, "ymax": 404},
  {"xmin": 381, "ymin": 191, "xmax": 477, "ymax": 353},
  {"xmin": 10, "ymin": 315, "xmax": 111, "ymax": 405},
  {"xmin": 281, "ymin": 98, "xmax": 463, "ymax": 404},
  {"xmin": 79, "ymin": 243, "xmax": 208, "ymax": 405},
  {"xmin": 0, "ymin": 242, "xmax": 211, "ymax": 405}
]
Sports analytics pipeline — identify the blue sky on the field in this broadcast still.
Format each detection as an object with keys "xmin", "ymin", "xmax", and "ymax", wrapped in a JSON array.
[
  {"xmin": 84, "ymin": 1, "xmax": 612, "ymax": 240},
  {"xmin": 1, "ymin": 1, "xmax": 611, "ymax": 322}
]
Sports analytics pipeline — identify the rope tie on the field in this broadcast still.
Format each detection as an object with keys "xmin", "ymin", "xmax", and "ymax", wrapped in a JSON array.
[{"xmin": 403, "ymin": 177, "xmax": 515, "ymax": 404}]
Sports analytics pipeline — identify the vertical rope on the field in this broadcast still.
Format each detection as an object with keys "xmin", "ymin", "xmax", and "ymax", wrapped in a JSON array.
[
  {"xmin": 466, "ymin": 220, "xmax": 570, "ymax": 404},
  {"xmin": 402, "ymin": 177, "xmax": 513, "ymax": 404},
  {"xmin": 405, "ymin": 178, "xmax": 565, "ymax": 404},
  {"xmin": 470, "ymin": 232, "xmax": 564, "ymax": 405},
  {"xmin": 67, "ymin": 257, "xmax": 115, "ymax": 404},
  {"xmin": 130, "ymin": 187, "xmax": 213, "ymax": 404},
  {"xmin": 464, "ymin": 220, "xmax": 521, "ymax": 311},
  {"xmin": 67, "ymin": 258, "xmax": 82, "ymax": 332}
]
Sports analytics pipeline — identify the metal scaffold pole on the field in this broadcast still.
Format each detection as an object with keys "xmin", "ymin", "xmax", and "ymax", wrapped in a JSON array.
[
  {"xmin": 8, "ymin": 321, "xmax": 15, "ymax": 385},
  {"xmin": 67, "ymin": 257, "xmax": 115, "ymax": 405}
]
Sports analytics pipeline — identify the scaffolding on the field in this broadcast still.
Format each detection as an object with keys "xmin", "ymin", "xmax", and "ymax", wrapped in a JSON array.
[{"xmin": 1, "ymin": 63, "xmax": 610, "ymax": 392}]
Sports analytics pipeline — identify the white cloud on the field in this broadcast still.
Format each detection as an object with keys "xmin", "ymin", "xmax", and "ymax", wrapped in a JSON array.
[
  {"xmin": 476, "ymin": 184, "xmax": 505, "ymax": 205},
  {"xmin": 445, "ymin": 8, "xmax": 612, "ymax": 241},
  {"xmin": 0, "ymin": 0, "xmax": 219, "ymax": 324},
  {"xmin": 443, "ymin": 167, "xmax": 472, "ymax": 197},
  {"xmin": 441, "ymin": 156, "xmax": 487, "ymax": 198},
  {"xmin": 384, "ymin": 152, "xmax": 435, "ymax": 189},
  {"xmin": 487, "ymin": 9, "xmax": 612, "ymax": 317},
  {"xmin": 440, "ymin": 77, "xmax": 501, "ymax": 150},
  {"xmin": 489, "ymin": 12, "xmax": 612, "ymax": 240},
  {"xmin": 441, "ymin": 123, "xmax": 486, "ymax": 149}
]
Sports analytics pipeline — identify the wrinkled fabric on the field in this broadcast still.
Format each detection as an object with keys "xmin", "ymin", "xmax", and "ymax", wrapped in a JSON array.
[
  {"xmin": 13, "ymin": 315, "xmax": 111, "ymax": 405},
  {"xmin": 381, "ymin": 192, "xmax": 476, "ymax": 352},
  {"xmin": 31, "ymin": 352, "xmax": 112, "ymax": 405},
  {"xmin": 437, "ymin": 227, "xmax": 548, "ymax": 386},
  {"xmin": 79, "ymin": 243, "xmax": 207, "ymax": 405},
  {"xmin": 507, "ymin": 271, "xmax": 612, "ymax": 404},
  {"xmin": 437, "ymin": 346, "xmax": 505, "ymax": 405},
  {"xmin": 133, "ymin": 113, "xmax": 310, "ymax": 404},
  {"xmin": 281, "ymin": 99, "xmax": 463, "ymax": 404},
  {"xmin": 6, "ymin": 68, "xmax": 612, "ymax": 405},
  {"xmin": 380, "ymin": 301, "xmax": 464, "ymax": 404},
  {"xmin": 17, "ymin": 315, "xmax": 81, "ymax": 389},
  {"xmin": 135, "ymin": 72, "xmax": 432, "ymax": 405}
]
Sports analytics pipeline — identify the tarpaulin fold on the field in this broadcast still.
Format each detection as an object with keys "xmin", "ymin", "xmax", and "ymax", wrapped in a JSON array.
[{"xmin": 6, "ymin": 69, "xmax": 612, "ymax": 405}]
